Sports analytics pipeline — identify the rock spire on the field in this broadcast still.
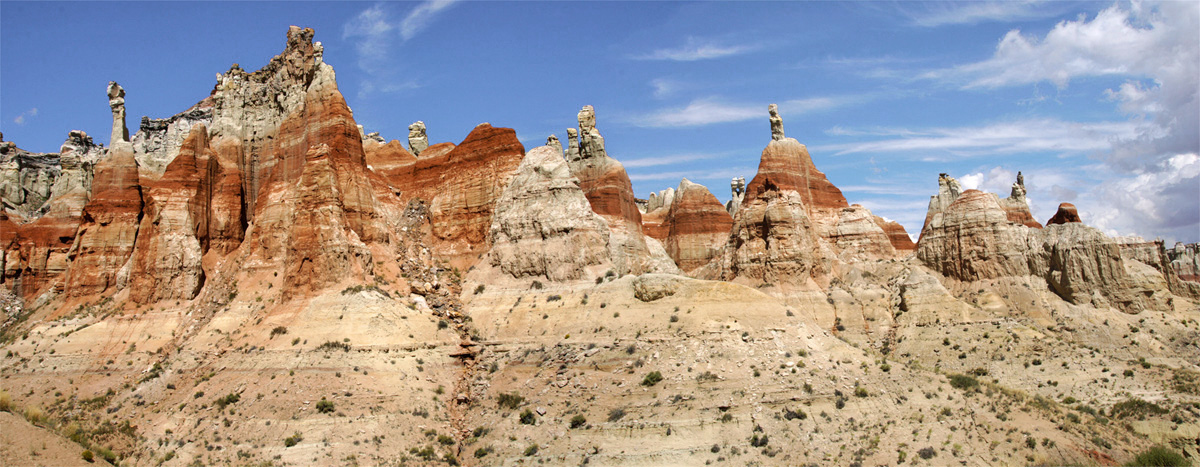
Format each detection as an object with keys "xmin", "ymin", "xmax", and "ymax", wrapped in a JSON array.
[
  {"xmin": 769, "ymin": 103, "xmax": 784, "ymax": 141},
  {"xmin": 408, "ymin": 121, "xmax": 429, "ymax": 156},
  {"xmin": 107, "ymin": 81, "xmax": 128, "ymax": 143}
]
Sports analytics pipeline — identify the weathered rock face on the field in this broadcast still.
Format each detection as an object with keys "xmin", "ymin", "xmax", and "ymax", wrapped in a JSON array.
[
  {"xmin": 108, "ymin": 81, "xmax": 129, "ymax": 143},
  {"xmin": 485, "ymin": 145, "xmax": 611, "ymax": 281},
  {"xmin": 546, "ymin": 134, "xmax": 562, "ymax": 155},
  {"xmin": 718, "ymin": 188, "xmax": 825, "ymax": 286},
  {"xmin": 1170, "ymin": 243, "xmax": 1199, "ymax": 283},
  {"xmin": 408, "ymin": 121, "xmax": 428, "ymax": 156},
  {"xmin": 725, "ymin": 176, "xmax": 745, "ymax": 216},
  {"xmin": 564, "ymin": 106, "xmax": 677, "ymax": 275},
  {"xmin": 663, "ymin": 179, "xmax": 734, "ymax": 273},
  {"xmin": 132, "ymin": 97, "xmax": 214, "ymax": 177},
  {"xmin": 0, "ymin": 132, "xmax": 103, "ymax": 299},
  {"xmin": 1046, "ymin": 202, "xmax": 1082, "ymax": 225},
  {"xmin": 768, "ymin": 103, "xmax": 784, "ymax": 141},
  {"xmin": 874, "ymin": 217, "xmax": 916, "ymax": 252},
  {"xmin": 640, "ymin": 187, "xmax": 675, "ymax": 242},
  {"xmin": 128, "ymin": 124, "xmax": 246, "ymax": 303},
  {"xmin": 917, "ymin": 184, "xmax": 1175, "ymax": 313},
  {"xmin": 829, "ymin": 204, "xmax": 897, "ymax": 261},
  {"xmin": 999, "ymin": 175, "xmax": 1041, "ymax": 229},
  {"xmin": 207, "ymin": 26, "xmax": 324, "ymax": 220},
  {"xmin": 743, "ymin": 138, "xmax": 849, "ymax": 218},
  {"xmin": 371, "ymin": 123, "xmax": 524, "ymax": 267},
  {"xmin": 921, "ymin": 173, "xmax": 962, "ymax": 234},
  {"xmin": 64, "ymin": 140, "xmax": 142, "ymax": 297}
]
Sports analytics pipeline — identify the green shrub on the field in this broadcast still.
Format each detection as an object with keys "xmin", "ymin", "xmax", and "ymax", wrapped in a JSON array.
[
  {"xmin": 81, "ymin": 450, "xmax": 94, "ymax": 463},
  {"xmin": 1125, "ymin": 446, "xmax": 1188, "ymax": 467},
  {"xmin": 497, "ymin": 392, "xmax": 524, "ymax": 410},
  {"xmin": 270, "ymin": 326, "xmax": 288, "ymax": 338},
  {"xmin": 608, "ymin": 407, "xmax": 626, "ymax": 422},
  {"xmin": 519, "ymin": 409, "xmax": 536, "ymax": 425},
  {"xmin": 570, "ymin": 414, "xmax": 587, "ymax": 429},
  {"xmin": 316, "ymin": 397, "xmax": 335, "ymax": 414},
  {"xmin": 214, "ymin": 392, "xmax": 240, "ymax": 409},
  {"xmin": 438, "ymin": 434, "xmax": 455, "ymax": 445},
  {"xmin": 854, "ymin": 387, "xmax": 869, "ymax": 397},
  {"xmin": 524, "ymin": 444, "xmax": 539, "ymax": 456},
  {"xmin": 284, "ymin": 432, "xmax": 303, "ymax": 447},
  {"xmin": 317, "ymin": 341, "xmax": 351, "ymax": 352},
  {"xmin": 474, "ymin": 446, "xmax": 494, "ymax": 458},
  {"xmin": 474, "ymin": 284, "xmax": 486, "ymax": 295},
  {"xmin": 948, "ymin": 373, "xmax": 979, "ymax": 390},
  {"xmin": 1111, "ymin": 397, "xmax": 1167, "ymax": 419},
  {"xmin": 642, "ymin": 371, "xmax": 663, "ymax": 387}
]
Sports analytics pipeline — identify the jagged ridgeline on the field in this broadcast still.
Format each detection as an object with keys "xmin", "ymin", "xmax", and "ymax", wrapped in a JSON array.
[{"xmin": 1, "ymin": 26, "xmax": 1198, "ymax": 467}]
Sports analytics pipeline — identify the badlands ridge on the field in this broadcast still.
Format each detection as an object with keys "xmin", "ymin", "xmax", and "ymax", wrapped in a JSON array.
[{"xmin": 1, "ymin": 27, "xmax": 1198, "ymax": 466}]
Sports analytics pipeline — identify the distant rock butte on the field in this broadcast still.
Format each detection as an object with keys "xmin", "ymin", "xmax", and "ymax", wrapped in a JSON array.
[
  {"xmin": 663, "ymin": 179, "xmax": 733, "ymax": 273},
  {"xmin": 1046, "ymin": 202, "xmax": 1082, "ymax": 225}
]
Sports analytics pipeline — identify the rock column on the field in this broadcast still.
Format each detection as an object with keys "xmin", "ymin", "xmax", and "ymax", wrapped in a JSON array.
[
  {"xmin": 769, "ymin": 103, "xmax": 784, "ymax": 141},
  {"xmin": 108, "ymin": 81, "xmax": 129, "ymax": 143},
  {"xmin": 565, "ymin": 128, "xmax": 580, "ymax": 161},
  {"xmin": 408, "ymin": 121, "xmax": 428, "ymax": 156}
]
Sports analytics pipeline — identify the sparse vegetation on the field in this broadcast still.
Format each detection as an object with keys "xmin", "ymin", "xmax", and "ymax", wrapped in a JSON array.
[
  {"xmin": 316, "ymin": 397, "xmax": 335, "ymax": 414},
  {"xmin": 570, "ymin": 414, "xmax": 587, "ymax": 428},
  {"xmin": 519, "ymin": 409, "xmax": 536, "ymax": 425},
  {"xmin": 608, "ymin": 407, "xmax": 626, "ymax": 422},
  {"xmin": 317, "ymin": 340, "xmax": 351, "ymax": 352},
  {"xmin": 284, "ymin": 432, "xmax": 304, "ymax": 447},
  {"xmin": 497, "ymin": 392, "xmax": 524, "ymax": 410},
  {"xmin": 948, "ymin": 373, "xmax": 979, "ymax": 390},
  {"xmin": 270, "ymin": 326, "xmax": 288, "ymax": 338},
  {"xmin": 1125, "ymin": 446, "xmax": 1187, "ymax": 467},
  {"xmin": 214, "ymin": 392, "xmax": 241, "ymax": 409},
  {"xmin": 642, "ymin": 371, "xmax": 663, "ymax": 386}
]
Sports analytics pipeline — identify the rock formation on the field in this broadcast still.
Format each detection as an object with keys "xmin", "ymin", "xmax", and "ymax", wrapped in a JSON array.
[
  {"xmin": 564, "ymin": 105, "xmax": 678, "ymax": 275},
  {"xmin": 65, "ymin": 137, "xmax": 142, "ymax": 297},
  {"xmin": 565, "ymin": 128, "xmax": 580, "ymax": 161},
  {"xmin": 718, "ymin": 188, "xmax": 826, "ymax": 287},
  {"xmin": 1169, "ymin": 243, "xmax": 1199, "ymax": 283},
  {"xmin": 1046, "ymin": 202, "xmax": 1082, "ymax": 225},
  {"xmin": 132, "ymin": 98, "xmax": 214, "ymax": 177},
  {"xmin": 768, "ymin": 103, "xmax": 784, "ymax": 141},
  {"xmin": 917, "ymin": 180, "xmax": 1175, "ymax": 313},
  {"xmin": 485, "ymin": 145, "xmax": 611, "ymax": 281},
  {"xmin": 408, "ymin": 121, "xmax": 428, "ymax": 156},
  {"xmin": 874, "ymin": 217, "xmax": 916, "ymax": 252},
  {"xmin": 107, "ymin": 81, "xmax": 128, "ymax": 143},
  {"xmin": 829, "ymin": 205, "xmax": 898, "ymax": 261},
  {"xmin": 743, "ymin": 137, "xmax": 849, "ymax": 219},
  {"xmin": 725, "ymin": 176, "xmax": 745, "ymax": 216},
  {"xmin": 640, "ymin": 187, "xmax": 674, "ymax": 242},
  {"xmin": 999, "ymin": 172, "xmax": 1041, "ymax": 229},
  {"xmin": 663, "ymin": 179, "xmax": 734, "ymax": 272},
  {"xmin": 546, "ymin": 134, "xmax": 562, "ymax": 155}
]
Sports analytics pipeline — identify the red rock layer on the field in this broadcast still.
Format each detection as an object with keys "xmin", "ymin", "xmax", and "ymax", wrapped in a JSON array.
[
  {"xmin": 64, "ymin": 142, "xmax": 143, "ymax": 296},
  {"xmin": 1046, "ymin": 202, "xmax": 1082, "ymax": 225},
  {"xmin": 1002, "ymin": 203, "xmax": 1043, "ymax": 229},
  {"xmin": 1, "ymin": 194, "xmax": 88, "ymax": 300},
  {"xmin": 743, "ymin": 138, "xmax": 849, "ymax": 215},
  {"xmin": 873, "ymin": 216, "xmax": 916, "ymax": 252},
  {"xmin": 128, "ymin": 125, "xmax": 244, "ymax": 304},
  {"xmin": 573, "ymin": 158, "xmax": 644, "ymax": 226},
  {"xmin": 718, "ymin": 187, "xmax": 825, "ymax": 287},
  {"xmin": 373, "ymin": 124, "xmax": 524, "ymax": 267},
  {"xmin": 641, "ymin": 207, "xmax": 670, "ymax": 242},
  {"xmin": 664, "ymin": 180, "xmax": 734, "ymax": 272}
]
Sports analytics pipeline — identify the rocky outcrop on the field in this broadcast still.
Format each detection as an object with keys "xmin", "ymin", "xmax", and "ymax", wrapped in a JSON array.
[
  {"xmin": 663, "ymin": 179, "xmax": 733, "ymax": 273},
  {"xmin": 1169, "ymin": 243, "xmax": 1199, "ymax": 283},
  {"xmin": 999, "ymin": 173, "xmax": 1041, "ymax": 229},
  {"xmin": 485, "ymin": 145, "xmax": 611, "ymax": 281},
  {"xmin": 725, "ymin": 177, "xmax": 745, "ymax": 216},
  {"xmin": 917, "ymin": 183, "xmax": 1175, "ymax": 313},
  {"xmin": 0, "ymin": 132, "xmax": 103, "ymax": 299},
  {"xmin": 743, "ymin": 138, "xmax": 849, "ymax": 223},
  {"xmin": 65, "ymin": 140, "xmax": 142, "ymax": 297},
  {"xmin": 921, "ymin": 173, "xmax": 962, "ymax": 234},
  {"xmin": 132, "ymin": 98, "xmax": 214, "ymax": 177},
  {"xmin": 565, "ymin": 105, "xmax": 678, "ymax": 276},
  {"xmin": 640, "ymin": 187, "xmax": 675, "ymax": 241},
  {"xmin": 108, "ymin": 81, "xmax": 129, "ymax": 143},
  {"xmin": 769, "ymin": 103, "xmax": 784, "ymax": 141},
  {"xmin": 717, "ymin": 188, "xmax": 825, "ymax": 287},
  {"xmin": 874, "ymin": 217, "xmax": 916, "ymax": 252},
  {"xmin": 408, "ymin": 121, "xmax": 428, "ymax": 156},
  {"xmin": 1046, "ymin": 202, "xmax": 1082, "ymax": 225},
  {"xmin": 207, "ymin": 26, "xmax": 325, "ymax": 220},
  {"xmin": 829, "ymin": 205, "xmax": 897, "ymax": 261},
  {"xmin": 546, "ymin": 135, "xmax": 562, "ymax": 155}
]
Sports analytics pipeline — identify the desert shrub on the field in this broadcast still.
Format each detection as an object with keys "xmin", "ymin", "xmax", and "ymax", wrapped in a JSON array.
[
  {"xmin": 854, "ymin": 387, "xmax": 869, "ymax": 397},
  {"xmin": 284, "ymin": 432, "xmax": 303, "ymax": 447},
  {"xmin": 608, "ymin": 407, "xmax": 626, "ymax": 422},
  {"xmin": 474, "ymin": 284, "xmax": 486, "ymax": 295},
  {"xmin": 1125, "ymin": 446, "xmax": 1187, "ymax": 467},
  {"xmin": 438, "ymin": 434, "xmax": 455, "ymax": 445},
  {"xmin": 750, "ymin": 433, "xmax": 769, "ymax": 447},
  {"xmin": 642, "ymin": 371, "xmax": 663, "ymax": 386},
  {"xmin": 23, "ymin": 406, "xmax": 44, "ymax": 425},
  {"xmin": 270, "ymin": 326, "xmax": 288, "ymax": 338},
  {"xmin": 316, "ymin": 397, "xmax": 335, "ymax": 414},
  {"xmin": 0, "ymin": 390, "xmax": 10, "ymax": 412},
  {"xmin": 696, "ymin": 371, "xmax": 718, "ymax": 382},
  {"xmin": 317, "ymin": 341, "xmax": 351, "ymax": 352},
  {"xmin": 519, "ymin": 409, "xmax": 536, "ymax": 425},
  {"xmin": 524, "ymin": 444, "xmax": 539, "ymax": 456},
  {"xmin": 918, "ymin": 447, "xmax": 936, "ymax": 459},
  {"xmin": 214, "ymin": 393, "xmax": 241, "ymax": 409},
  {"xmin": 783, "ymin": 408, "xmax": 807, "ymax": 420},
  {"xmin": 1110, "ymin": 397, "xmax": 1167, "ymax": 419},
  {"xmin": 82, "ymin": 450, "xmax": 94, "ymax": 463},
  {"xmin": 570, "ymin": 414, "xmax": 587, "ymax": 428},
  {"xmin": 948, "ymin": 373, "xmax": 979, "ymax": 390},
  {"xmin": 547, "ymin": 295, "xmax": 561, "ymax": 302},
  {"xmin": 474, "ymin": 446, "xmax": 494, "ymax": 458},
  {"xmin": 497, "ymin": 392, "xmax": 524, "ymax": 410},
  {"xmin": 531, "ymin": 281, "xmax": 544, "ymax": 290}
]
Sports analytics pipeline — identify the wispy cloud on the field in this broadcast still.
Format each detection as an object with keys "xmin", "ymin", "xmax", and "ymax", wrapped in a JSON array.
[
  {"xmin": 343, "ymin": 1, "xmax": 459, "ymax": 98},
  {"xmin": 12, "ymin": 107, "xmax": 37, "ymax": 125},
  {"xmin": 622, "ymin": 152, "xmax": 732, "ymax": 169},
  {"xmin": 629, "ymin": 95, "xmax": 866, "ymax": 129},
  {"xmin": 400, "ymin": 0, "xmax": 458, "ymax": 41},
  {"xmin": 905, "ymin": 1, "xmax": 1054, "ymax": 27},
  {"xmin": 633, "ymin": 37, "xmax": 757, "ymax": 61},
  {"xmin": 815, "ymin": 118, "xmax": 1142, "ymax": 158}
]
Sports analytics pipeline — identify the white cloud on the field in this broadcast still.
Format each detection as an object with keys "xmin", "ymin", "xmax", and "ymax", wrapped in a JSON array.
[
  {"xmin": 622, "ymin": 152, "xmax": 730, "ymax": 169},
  {"xmin": 343, "ymin": 1, "xmax": 458, "ymax": 96},
  {"xmin": 633, "ymin": 37, "xmax": 757, "ymax": 61},
  {"xmin": 12, "ymin": 107, "xmax": 37, "ymax": 125},
  {"xmin": 400, "ymin": 0, "xmax": 458, "ymax": 41},
  {"xmin": 815, "ymin": 118, "xmax": 1141, "ymax": 158},
  {"xmin": 906, "ymin": 1, "xmax": 1056, "ymax": 27},
  {"xmin": 1085, "ymin": 153, "xmax": 1200, "ymax": 243},
  {"xmin": 630, "ymin": 95, "xmax": 865, "ymax": 128}
]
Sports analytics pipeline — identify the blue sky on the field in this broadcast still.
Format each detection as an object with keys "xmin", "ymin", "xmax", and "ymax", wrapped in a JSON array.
[{"xmin": 3, "ymin": 1, "xmax": 1197, "ymax": 243}]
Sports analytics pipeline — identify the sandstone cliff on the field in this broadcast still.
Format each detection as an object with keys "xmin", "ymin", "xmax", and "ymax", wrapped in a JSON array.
[{"xmin": 662, "ymin": 179, "xmax": 733, "ymax": 273}]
